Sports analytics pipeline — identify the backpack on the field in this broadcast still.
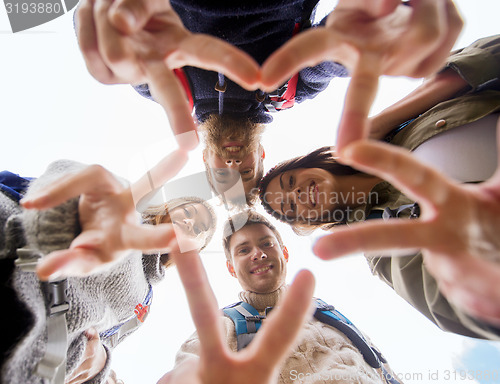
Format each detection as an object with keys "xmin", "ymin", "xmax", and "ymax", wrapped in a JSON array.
[{"xmin": 223, "ymin": 298, "xmax": 402, "ymax": 384}]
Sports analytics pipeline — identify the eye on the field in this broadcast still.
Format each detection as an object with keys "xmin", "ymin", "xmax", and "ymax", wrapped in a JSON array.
[
  {"xmin": 241, "ymin": 169, "xmax": 252, "ymax": 175},
  {"xmin": 262, "ymin": 241, "xmax": 274, "ymax": 248},
  {"xmin": 290, "ymin": 201, "xmax": 296, "ymax": 214},
  {"xmin": 238, "ymin": 247, "xmax": 250, "ymax": 255},
  {"xmin": 193, "ymin": 225, "xmax": 201, "ymax": 235},
  {"xmin": 289, "ymin": 174, "xmax": 294, "ymax": 189},
  {"xmin": 183, "ymin": 207, "xmax": 192, "ymax": 218}
]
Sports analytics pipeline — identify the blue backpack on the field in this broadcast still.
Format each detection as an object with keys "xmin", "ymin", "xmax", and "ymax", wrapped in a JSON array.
[{"xmin": 223, "ymin": 298, "xmax": 401, "ymax": 384}]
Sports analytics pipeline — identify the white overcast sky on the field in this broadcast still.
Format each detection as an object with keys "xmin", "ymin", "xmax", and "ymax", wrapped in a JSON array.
[{"xmin": 1, "ymin": 1, "xmax": 500, "ymax": 383}]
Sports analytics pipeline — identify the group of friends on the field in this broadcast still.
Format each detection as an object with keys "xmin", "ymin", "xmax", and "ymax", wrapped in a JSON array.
[{"xmin": 1, "ymin": 0, "xmax": 500, "ymax": 383}]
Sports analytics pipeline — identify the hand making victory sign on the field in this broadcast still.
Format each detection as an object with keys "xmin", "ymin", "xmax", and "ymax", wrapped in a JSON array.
[
  {"xmin": 21, "ymin": 149, "xmax": 190, "ymax": 280},
  {"xmin": 260, "ymin": 0, "xmax": 463, "ymax": 152},
  {"xmin": 313, "ymin": 117, "xmax": 500, "ymax": 327},
  {"xmin": 75, "ymin": 0, "xmax": 261, "ymax": 150},
  {"xmin": 159, "ymin": 249, "xmax": 316, "ymax": 384}
]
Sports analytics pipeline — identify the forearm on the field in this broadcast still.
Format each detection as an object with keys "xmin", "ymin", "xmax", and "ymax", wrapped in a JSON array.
[{"xmin": 369, "ymin": 68, "xmax": 469, "ymax": 140}]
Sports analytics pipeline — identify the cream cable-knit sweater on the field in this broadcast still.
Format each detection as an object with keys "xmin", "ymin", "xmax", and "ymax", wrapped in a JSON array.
[{"xmin": 175, "ymin": 286, "xmax": 400, "ymax": 384}]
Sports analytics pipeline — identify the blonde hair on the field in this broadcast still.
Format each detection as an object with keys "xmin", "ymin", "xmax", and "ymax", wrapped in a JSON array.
[{"xmin": 142, "ymin": 197, "xmax": 217, "ymax": 251}]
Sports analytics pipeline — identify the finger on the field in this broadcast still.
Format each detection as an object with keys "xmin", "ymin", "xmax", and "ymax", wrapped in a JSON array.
[
  {"xmin": 170, "ymin": 250, "xmax": 225, "ymax": 356},
  {"xmin": 76, "ymin": 0, "xmax": 121, "ymax": 84},
  {"xmin": 247, "ymin": 270, "xmax": 315, "ymax": 369},
  {"xmin": 379, "ymin": 0, "xmax": 444, "ymax": 77},
  {"xmin": 261, "ymin": 28, "xmax": 350, "ymax": 91},
  {"xmin": 84, "ymin": 327, "xmax": 100, "ymax": 341},
  {"xmin": 131, "ymin": 148, "xmax": 189, "ymax": 209},
  {"xmin": 171, "ymin": 34, "xmax": 260, "ymax": 90},
  {"xmin": 108, "ymin": 0, "xmax": 171, "ymax": 34},
  {"xmin": 336, "ymin": 53, "xmax": 381, "ymax": 152},
  {"xmin": 436, "ymin": 256, "xmax": 500, "ymax": 326},
  {"xmin": 21, "ymin": 165, "xmax": 123, "ymax": 210},
  {"xmin": 312, "ymin": 219, "xmax": 433, "ymax": 259},
  {"xmin": 121, "ymin": 223, "xmax": 178, "ymax": 252},
  {"xmin": 410, "ymin": 0, "xmax": 463, "ymax": 77},
  {"xmin": 336, "ymin": 0, "xmax": 400, "ymax": 17},
  {"xmin": 36, "ymin": 248, "xmax": 103, "ymax": 280},
  {"xmin": 94, "ymin": 0, "xmax": 144, "ymax": 81},
  {"xmin": 340, "ymin": 140, "xmax": 456, "ymax": 206},
  {"xmin": 144, "ymin": 61, "xmax": 199, "ymax": 151}
]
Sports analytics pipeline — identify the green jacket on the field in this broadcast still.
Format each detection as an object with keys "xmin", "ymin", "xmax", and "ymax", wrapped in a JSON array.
[{"xmin": 352, "ymin": 35, "xmax": 500, "ymax": 340}]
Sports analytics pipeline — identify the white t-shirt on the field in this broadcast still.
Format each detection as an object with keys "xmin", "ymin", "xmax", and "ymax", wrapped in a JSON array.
[{"xmin": 412, "ymin": 113, "xmax": 499, "ymax": 183}]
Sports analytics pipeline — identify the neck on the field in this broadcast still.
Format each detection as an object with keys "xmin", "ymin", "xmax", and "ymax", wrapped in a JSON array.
[
  {"xmin": 335, "ymin": 175, "xmax": 382, "ymax": 208},
  {"xmin": 238, "ymin": 285, "xmax": 288, "ymax": 311}
]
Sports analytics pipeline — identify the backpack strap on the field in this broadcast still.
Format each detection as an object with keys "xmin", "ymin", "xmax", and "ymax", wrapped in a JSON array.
[
  {"xmin": 15, "ymin": 247, "xmax": 69, "ymax": 384},
  {"xmin": 313, "ymin": 298, "xmax": 383, "ymax": 368},
  {"xmin": 222, "ymin": 301, "xmax": 265, "ymax": 351},
  {"xmin": 264, "ymin": 23, "xmax": 301, "ymax": 113},
  {"xmin": 173, "ymin": 68, "xmax": 194, "ymax": 111},
  {"xmin": 313, "ymin": 298, "xmax": 402, "ymax": 384}
]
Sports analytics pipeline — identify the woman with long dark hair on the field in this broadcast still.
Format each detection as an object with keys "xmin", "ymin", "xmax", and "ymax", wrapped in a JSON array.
[{"xmin": 259, "ymin": 35, "xmax": 500, "ymax": 340}]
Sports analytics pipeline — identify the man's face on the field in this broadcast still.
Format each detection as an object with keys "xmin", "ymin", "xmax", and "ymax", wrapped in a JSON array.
[
  {"xmin": 204, "ymin": 146, "xmax": 262, "ymax": 200},
  {"xmin": 227, "ymin": 224, "xmax": 288, "ymax": 293},
  {"xmin": 201, "ymin": 117, "xmax": 264, "ymax": 200}
]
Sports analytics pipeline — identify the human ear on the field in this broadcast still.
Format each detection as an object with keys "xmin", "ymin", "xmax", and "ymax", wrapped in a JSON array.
[
  {"xmin": 226, "ymin": 260, "xmax": 237, "ymax": 277},
  {"xmin": 282, "ymin": 246, "xmax": 289, "ymax": 262}
]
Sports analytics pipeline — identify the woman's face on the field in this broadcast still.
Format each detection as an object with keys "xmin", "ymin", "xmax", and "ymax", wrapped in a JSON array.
[
  {"xmin": 263, "ymin": 168, "xmax": 338, "ymax": 222},
  {"xmin": 166, "ymin": 202, "xmax": 212, "ymax": 242}
]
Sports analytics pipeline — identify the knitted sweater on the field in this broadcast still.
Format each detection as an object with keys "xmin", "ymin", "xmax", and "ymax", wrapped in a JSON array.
[
  {"xmin": 0, "ymin": 160, "xmax": 166, "ymax": 384},
  {"xmin": 134, "ymin": 0, "xmax": 348, "ymax": 123},
  {"xmin": 175, "ymin": 286, "xmax": 398, "ymax": 384}
]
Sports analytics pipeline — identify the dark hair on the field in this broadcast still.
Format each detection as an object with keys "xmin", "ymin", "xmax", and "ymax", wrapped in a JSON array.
[{"xmin": 258, "ymin": 146, "xmax": 362, "ymax": 234}]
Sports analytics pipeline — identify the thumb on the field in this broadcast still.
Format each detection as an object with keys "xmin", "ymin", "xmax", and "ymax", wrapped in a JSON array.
[
  {"xmin": 122, "ymin": 223, "xmax": 178, "ymax": 253},
  {"xmin": 36, "ymin": 248, "xmax": 103, "ymax": 280},
  {"xmin": 109, "ymin": 0, "xmax": 172, "ymax": 33}
]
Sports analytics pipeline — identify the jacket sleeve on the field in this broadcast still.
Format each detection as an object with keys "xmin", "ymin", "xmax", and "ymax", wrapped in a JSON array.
[
  {"xmin": 366, "ymin": 252, "xmax": 500, "ymax": 341},
  {"xmin": 295, "ymin": 61, "xmax": 349, "ymax": 103},
  {"xmin": 445, "ymin": 34, "xmax": 500, "ymax": 91}
]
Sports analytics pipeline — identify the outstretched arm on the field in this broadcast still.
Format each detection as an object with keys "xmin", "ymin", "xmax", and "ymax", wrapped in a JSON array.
[
  {"xmin": 313, "ymin": 117, "xmax": 500, "ymax": 329},
  {"xmin": 75, "ymin": 0, "xmax": 260, "ymax": 150},
  {"xmin": 21, "ymin": 149, "xmax": 189, "ymax": 280},
  {"xmin": 261, "ymin": 0, "xmax": 463, "ymax": 152},
  {"xmin": 159, "ymin": 249, "xmax": 315, "ymax": 384}
]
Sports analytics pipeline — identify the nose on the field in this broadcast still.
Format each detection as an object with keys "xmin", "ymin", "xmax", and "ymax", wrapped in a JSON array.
[
  {"xmin": 251, "ymin": 248, "xmax": 268, "ymax": 261},
  {"xmin": 225, "ymin": 159, "xmax": 242, "ymax": 167},
  {"xmin": 285, "ymin": 186, "xmax": 304, "ymax": 204},
  {"xmin": 182, "ymin": 218, "xmax": 194, "ymax": 231}
]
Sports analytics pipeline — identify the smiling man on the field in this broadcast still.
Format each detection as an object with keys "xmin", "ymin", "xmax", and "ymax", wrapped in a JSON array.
[
  {"xmin": 200, "ymin": 114, "xmax": 266, "ymax": 206},
  {"xmin": 174, "ymin": 211, "xmax": 401, "ymax": 384}
]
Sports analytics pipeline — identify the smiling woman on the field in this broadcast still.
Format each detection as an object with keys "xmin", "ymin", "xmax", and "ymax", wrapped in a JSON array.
[
  {"xmin": 259, "ymin": 146, "xmax": 380, "ymax": 233},
  {"xmin": 142, "ymin": 197, "xmax": 217, "ymax": 256}
]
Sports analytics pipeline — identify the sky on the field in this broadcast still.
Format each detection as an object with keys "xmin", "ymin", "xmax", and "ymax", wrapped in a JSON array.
[{"xmin": 1, "ymin": 1, "xmax": 500, "ymax": 383}]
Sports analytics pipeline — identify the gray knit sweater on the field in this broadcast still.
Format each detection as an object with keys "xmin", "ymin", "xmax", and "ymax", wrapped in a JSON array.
[{"xmin": 0, "ymin": 160, "xmax": 166, "ymax": 384}]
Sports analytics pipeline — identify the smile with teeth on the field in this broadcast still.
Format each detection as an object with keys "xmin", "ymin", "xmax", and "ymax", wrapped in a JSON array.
[
  {"xmin": 308, "ymin": 181, "xmax": 317, "ymax": 207},
  {"xmin": 225, "ymin": 146, "xmax": 242, "ymax": 153},
  {"xmin": 251, "ymin": 265, "xmax": 273, "ymax": 274}
]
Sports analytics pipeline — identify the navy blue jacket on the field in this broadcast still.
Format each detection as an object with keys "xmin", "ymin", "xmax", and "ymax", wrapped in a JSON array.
[{"xmin": 135, "ymin": 0, "xmax": 348, "ymax": 123}]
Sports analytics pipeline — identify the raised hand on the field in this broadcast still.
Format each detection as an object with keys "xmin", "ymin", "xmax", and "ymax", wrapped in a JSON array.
[
  {"xmin": 261, "ymin": 0, "xmax": 463, "ymax": 152},
  {"xmin": 312, "ymin": 127, "xmax": 500, "ymax": 326},
  {"xmin": 21, "ymin": 149, "xmax": 189, "ymax": 280},
  {"xmin": 159, "ymin": 250, "xmax": 315, "ymax": 384},
  {"xmin": 76, "ymin": 0, "xmax": 260, "ymax": 150}
]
